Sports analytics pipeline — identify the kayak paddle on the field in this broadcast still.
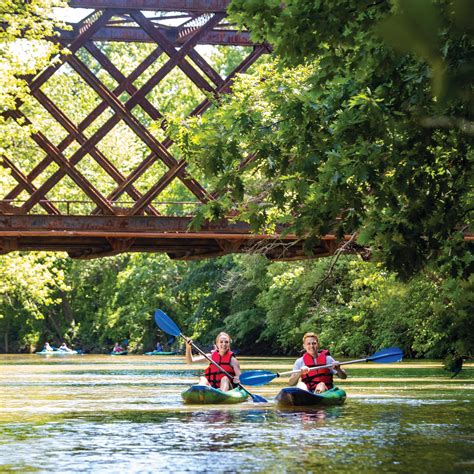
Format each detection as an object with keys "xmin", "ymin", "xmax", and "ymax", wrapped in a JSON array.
[
  {"xmin": 240, "ymin": 347, "xmax": 404, "ymax": 386},
  {"xmin": 154, "ymin": 309, "xmax": 268, "ymax": 403}
]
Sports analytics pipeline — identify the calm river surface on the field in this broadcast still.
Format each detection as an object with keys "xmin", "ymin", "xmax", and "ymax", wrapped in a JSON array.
[{"xmin": 0, "ymin": 354, "xmax": 473, "ymax": 473}]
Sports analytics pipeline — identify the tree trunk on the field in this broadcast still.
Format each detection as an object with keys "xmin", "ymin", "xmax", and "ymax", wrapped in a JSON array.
[
  {"xmin": 4, "ymin": 317, "xmax": 9, "ymax": 353},
  {"xmin": 60, "ymin": 289, "xmax": 75, "ymax": 325},
  {"xmin": 47, "ymin": 312, "xmax": 63, "ymax": 339}
]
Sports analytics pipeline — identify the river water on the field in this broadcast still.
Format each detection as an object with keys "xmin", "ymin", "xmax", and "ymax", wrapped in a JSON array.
[{"xmin": 0, "ymin": 354, "xmax": 472, "ymax": 473}]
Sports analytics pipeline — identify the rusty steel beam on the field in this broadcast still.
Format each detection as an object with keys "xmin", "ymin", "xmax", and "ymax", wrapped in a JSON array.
[
  {"xmin": 68, "ymin": 0, "xmax": 231, "ymax": 12},
  {"xmin": 59, "ymin": 26, "xmax": 257, "ymax": 46},
  {"xmin": 127, "ymin": 161, "xmax": 188, "ymax": 215},
  {"xmin": 0, "ymin": 217, "xmax": 337, "ymax": 261},
  {"xmin": 0, "ymin": 214, "xmax": 354, "ymax": 258},
  {"xmin": 188, "ymin": 48, "xmax": 224, "ymax": 87},
  {"xmin": 1, "ymin": 157, "xmax": 61, "ymax": 215},
  {"xmin": 0, "ymin": 214, "xmax": 297, "ymax": 237},
  {"xmin": 0, "ymin": 235, "xmax": 316, "ymax": 261},
  {"xmin": 0, "ymin": 215, "xmax": 370, "ymax": 261}
]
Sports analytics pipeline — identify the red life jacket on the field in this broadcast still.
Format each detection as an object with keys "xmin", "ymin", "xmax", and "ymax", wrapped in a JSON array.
[
  {"xmin": 300, "ymin": 350, "xmax": 333, "ymax": 391},
  {"xmin": 204, "ymin": 350, "xmax": 236, "ymax": 389}
]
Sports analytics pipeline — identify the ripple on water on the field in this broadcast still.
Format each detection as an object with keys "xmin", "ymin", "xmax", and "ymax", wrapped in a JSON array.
[{"xmin": 357, "ymin": 397, "xmax": 462, "ymax": 406}]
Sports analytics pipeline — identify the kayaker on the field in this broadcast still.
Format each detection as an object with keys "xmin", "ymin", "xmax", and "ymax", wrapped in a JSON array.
[
  {"xmin": 289, "ymin": 332, "xmax": 347, "ymax": 393},
  {"xmin": 59, "ymin": 342, "xmax": 73, "ymax": 352},
  {"xmin": 43, "ymin": 342, "xmax": 54, "ymax": 352},
  {"xmin": 185, "ymin": 332, "xmax": 241, "ymax": 392},
  {"xmin": 155, "ymin": 341, "xmax": 163, "ymax": 352},
  {"xmin": 113, "ymin": 342, "xmax": 124, "ymax": 353}
]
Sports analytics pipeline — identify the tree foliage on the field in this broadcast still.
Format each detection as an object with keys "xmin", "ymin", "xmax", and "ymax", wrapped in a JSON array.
[
  {"xmin": 0, "ymin": 252, "xmax": 68, "ymax": 351},
  {"xmin": 172, "ymin": 0, "xmax": 473, "ymax": 279}
]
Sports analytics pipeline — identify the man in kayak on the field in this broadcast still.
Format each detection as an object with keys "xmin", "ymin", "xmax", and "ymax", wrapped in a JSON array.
[
  {"xmin": 58, "ymin": 342, "xmax": 73, "ymax": 352},
  {"xmin": 289, "ymin": 332, "xmax": 347, "ymax": 393},
  {"xmin": 185, "ymin": 332, "xmax": 241, "ymax": 392}
]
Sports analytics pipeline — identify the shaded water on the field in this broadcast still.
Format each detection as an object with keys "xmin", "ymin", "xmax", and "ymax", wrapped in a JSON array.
[{"xmin": 0, "ymin": 355, "xmax": 473, "ymax": 473}]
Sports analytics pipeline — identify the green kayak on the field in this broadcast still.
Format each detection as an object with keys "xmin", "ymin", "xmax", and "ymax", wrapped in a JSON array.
[
  {"xmin": 36, "ymin": 350, "xmax": 78, "ymax": 355},
  {"xmin": 276, "ymin": 387, "xmax": 346, "ymax": 407},
  {"xmin": 181, "ymin": 385, "xmax": 249, "ymax": 404},
  {"xmin": 110, "ymin": 351, "xmax": 128, "ymax": 355},
  {"xmin": 144, "ymin": 350, "xmax": 177, "ymax": 356}
]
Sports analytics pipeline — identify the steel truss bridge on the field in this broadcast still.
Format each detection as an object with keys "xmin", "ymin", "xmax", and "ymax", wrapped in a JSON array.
[{"xmin": 0, "ymin": 0, "xmax": 346, "ymax": 260}]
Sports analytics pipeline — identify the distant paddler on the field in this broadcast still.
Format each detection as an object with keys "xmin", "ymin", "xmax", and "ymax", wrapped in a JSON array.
[
  {"xmin": 289, "ymin": 332, "xmax": 347, "ymax": 393},
  {"xmin": 43, "ymin": 342, "xmax": 54, "ymax": 352},
  {"xmin": 58, "ymin": 342, "xmax": 74, "ymax": 353},
  {"xmin": 185, "ymin": 332, "xmax": 241, "ymax": 392},
  {"xmin": 112, "ymin": 342, "xmax": 125, "ymax": 353}
]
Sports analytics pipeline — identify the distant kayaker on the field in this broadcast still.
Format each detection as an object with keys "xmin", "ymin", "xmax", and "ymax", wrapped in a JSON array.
[
  {"xmin": 113, "ymin": 342, "xmax": 124, "ymax": 353},
  {"xmin": 58, "ymin": 342, "xmax": 73, "ymax": 352},
  {"xmin": 155, "ymin": 341, "xmax": 163, "ymax": 352},
  {"xmin": 43, "ymin": 342, "xmax": 54, "ymax": 352},
  {"xmin": 289, "ymin": 332, "xmax": 347, "ymax": 393},
  {"xmin": 185, "ymin": 332, "xmax": 241, "ymax": 392}
]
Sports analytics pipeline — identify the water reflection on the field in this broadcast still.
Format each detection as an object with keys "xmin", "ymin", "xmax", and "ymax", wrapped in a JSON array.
[
  {"xmin": 277, "ymin": 406, "xmax": 343, "ymax": 427},
  {"xmin": 184, "ymin": 409, "xmax": 275, "ymax": 426}
]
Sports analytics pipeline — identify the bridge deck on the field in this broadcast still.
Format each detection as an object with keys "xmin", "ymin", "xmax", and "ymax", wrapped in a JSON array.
[{"xmin": 0, "ymin": 215, "xmax": 342, "ymax": 260}]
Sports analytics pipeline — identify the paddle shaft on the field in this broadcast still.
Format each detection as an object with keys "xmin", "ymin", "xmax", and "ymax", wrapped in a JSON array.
[
  {"xmin": 279, "ymin": 353, "xmax": 398, "ymax": 377},
  {"xmin": 182, "ymin": 334, "xmax": 260, "ymax": 400}
]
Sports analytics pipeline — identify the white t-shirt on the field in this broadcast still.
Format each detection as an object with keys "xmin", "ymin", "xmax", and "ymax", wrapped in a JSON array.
[{"xmin": 293, "ymin": 353, "xmax": 338, "ymax": 375}]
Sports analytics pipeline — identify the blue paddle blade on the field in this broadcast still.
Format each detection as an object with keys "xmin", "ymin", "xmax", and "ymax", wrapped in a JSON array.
[
  {"xmin": 248, "ymin": 392, "xmax": 268, "ymax": 403},
  {"xmin": 240, "ymin": 370, "xmax": 278, "ymax": 386},
  {"xmin": 367, "ymin": 347, "xmax": 403, "ymax": 363},
  {"xmin": 154, "ymin": 309, "xmax": 181, "ymax": 337}
]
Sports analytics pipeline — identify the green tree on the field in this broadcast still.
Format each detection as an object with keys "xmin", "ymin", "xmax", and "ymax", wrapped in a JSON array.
[
  {"xmin": 1, "ymin": 0, "xmax": 67, "ymax": 190},
  {"xmin": 0, "ymin": 252, "xmax": 68, "ymax": 352},
  {"xmin": 172, "ymin": 0, "xmax": 473, "ymax": 279}
]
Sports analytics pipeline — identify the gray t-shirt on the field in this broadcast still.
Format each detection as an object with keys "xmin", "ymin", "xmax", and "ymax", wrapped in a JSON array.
[{"xmin": 293, "ymin": 354, "xmax": 338, "ymax": 375}]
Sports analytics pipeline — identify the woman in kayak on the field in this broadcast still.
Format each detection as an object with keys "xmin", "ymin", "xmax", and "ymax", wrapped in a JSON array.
[
  {"xmin": 43, "ymin": 342, "xmax": 54, "ymax": 352},
  {"xmin": 185, "ymin": 332, "xmax": 241, "ymax": 392},
  {"xmin": 112, "ymin": 342, "xmax": 124, "ymax": 353},
  {"xmin": 289, "ymin": 332, "xmax": 347, "ymax": 393}
]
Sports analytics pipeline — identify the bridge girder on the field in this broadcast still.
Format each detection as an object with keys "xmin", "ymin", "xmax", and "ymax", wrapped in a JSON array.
[{"xmin": 0, "ymin": 215, "xmax": 346, "ymax": 260}]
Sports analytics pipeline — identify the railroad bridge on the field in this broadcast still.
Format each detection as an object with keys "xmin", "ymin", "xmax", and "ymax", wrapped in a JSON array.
[{"xmin": 0, "ymin": 0, "xmax": 344, "ymax": 260}]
